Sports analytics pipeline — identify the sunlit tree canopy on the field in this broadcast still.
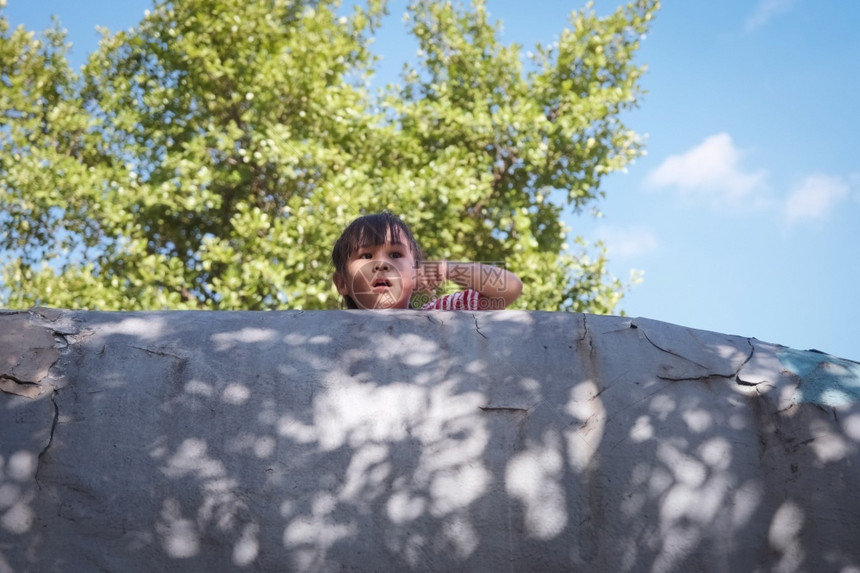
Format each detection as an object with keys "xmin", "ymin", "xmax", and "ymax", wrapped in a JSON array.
[{"xmin": 0, "ymin": 0, "xmax": 658, "ymax": 311}]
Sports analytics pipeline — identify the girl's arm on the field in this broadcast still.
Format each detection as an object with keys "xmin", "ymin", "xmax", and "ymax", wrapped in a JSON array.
[{"xmin": 418, "ymin": 261, "xmax": 523, "ymax": 309}]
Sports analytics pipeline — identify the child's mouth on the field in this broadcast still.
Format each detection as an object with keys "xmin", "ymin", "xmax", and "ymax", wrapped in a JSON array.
[{"xmin": 372, "ymin": 278, "xmax": 392, "ymax": 289}]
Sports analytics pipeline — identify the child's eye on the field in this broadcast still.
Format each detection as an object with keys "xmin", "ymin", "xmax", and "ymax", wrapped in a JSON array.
[
  {"xmin": 357, "ymin": 253, "xmax": 372, "ymax": 259},
  {"xmin": 391, "ymin": 251, "xmax": 403, "ymax": 258}
]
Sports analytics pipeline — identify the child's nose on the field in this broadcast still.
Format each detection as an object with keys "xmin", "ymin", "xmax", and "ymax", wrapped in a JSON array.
[{"xmin": 373, "ymin": 260, "xmax": 390, "ymax": 271}]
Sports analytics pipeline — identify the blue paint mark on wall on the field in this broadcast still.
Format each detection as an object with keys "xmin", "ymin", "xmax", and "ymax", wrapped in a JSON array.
[{"xmin": 777, "ymin": 348, "xmax": 860, "ymax": 407}]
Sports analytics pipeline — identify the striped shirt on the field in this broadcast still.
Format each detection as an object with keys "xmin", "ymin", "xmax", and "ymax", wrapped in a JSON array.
[{"xmin": 420, "ymin": 289, "xmax": 485, "ymax": 311}]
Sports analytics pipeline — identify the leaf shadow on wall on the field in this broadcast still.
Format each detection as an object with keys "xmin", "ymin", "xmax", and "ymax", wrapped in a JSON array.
[{"xmin": 14, "ymin": 309, "xmax": 860, "ymax": 572}]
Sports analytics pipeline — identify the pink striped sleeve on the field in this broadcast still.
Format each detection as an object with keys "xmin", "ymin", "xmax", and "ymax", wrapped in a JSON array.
[{"xmin": 420, "ymin": 290, "xmax": 483, "ymax": 310}]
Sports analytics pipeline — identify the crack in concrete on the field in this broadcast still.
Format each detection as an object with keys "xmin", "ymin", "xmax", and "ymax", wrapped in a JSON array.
[
  {"xmin": 638, "ymin": 327, "xmax": 711, "ymax": 371},
  {"xmin": 424, "ymin": 314, "xmax": 441, "ymax": 326},
  {"xmin": 35, "ymin": 389, "xmax": 60, "ymax": 490},
  {"xmin": 129, "ymin": 345, "xmax": 186, "ymax": 360},
  {"xmin": 657, "ymin": 374, "xmax": 725, "ymax": 383},
  {"xmin": 583, "ymin": 315, "xmax": 596, "ymax": 355},
  {"xmin": 657, "ymin": 341, "xmax": 755, "ymax": 384},
  {"xmin": 0, "ymin": 372, "xmax": 42, "ymax": 387},
  {"xmin": 0, "ymin": 376, "xmax": 46, "ymax": 398},
  {"xmin": 471, "ymin": 314, "xmax": 488, "ymax": 340},
  {"xmin": 592, "ymin": 385, "xmax": 610, "ymax": 399},
  {"xmin": 479, "ymin": 406, "xmax": 529, "ymax": 414},
  {"xmin": 575, "ymin": 314, "xmax": 589, "ymax": 343},
  {"xmin": 638, "ymin": 324, "xmax": 759, "ymax": 386},
  {"xmin": 732, "ymin": 340, "xmax": 758, "ymax": 386}
]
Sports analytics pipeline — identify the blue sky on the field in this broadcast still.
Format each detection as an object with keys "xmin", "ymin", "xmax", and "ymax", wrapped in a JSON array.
[{"xmin": 4, "ymin": 0, "xmax": 859, "ymax": 360}]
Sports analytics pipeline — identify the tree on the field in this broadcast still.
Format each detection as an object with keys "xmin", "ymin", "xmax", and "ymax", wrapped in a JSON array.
[{"xmin": 0, "ymin": 0, "xmax": 658, "ymax": 312}]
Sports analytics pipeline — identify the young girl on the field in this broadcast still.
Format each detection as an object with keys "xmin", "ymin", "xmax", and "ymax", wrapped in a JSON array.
[{"xmin": 331, "ymin": 212, "xmax": 523, "ymax": 310}]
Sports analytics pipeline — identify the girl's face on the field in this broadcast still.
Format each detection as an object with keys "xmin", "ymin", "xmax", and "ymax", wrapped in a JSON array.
[{"xmin": 333, "ymin": 233, "xmax": 418, "ymax": 309}]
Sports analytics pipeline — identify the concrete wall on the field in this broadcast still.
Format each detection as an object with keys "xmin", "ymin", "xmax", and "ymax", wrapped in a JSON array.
[{"xmin": 2, "ymin": 308, "xmax": 860, "ymax": 572}]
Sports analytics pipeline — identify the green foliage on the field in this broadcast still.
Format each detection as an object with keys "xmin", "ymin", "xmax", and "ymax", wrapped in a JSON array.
[{"xmin": 0, "ymin": 0, "xmax": 658, "ymax": 312}]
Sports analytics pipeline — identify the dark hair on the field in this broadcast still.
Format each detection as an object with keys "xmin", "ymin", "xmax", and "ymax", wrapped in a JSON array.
[{"xmin": 331, "ymin": 211, "xmax": 422, "ymax": 309}]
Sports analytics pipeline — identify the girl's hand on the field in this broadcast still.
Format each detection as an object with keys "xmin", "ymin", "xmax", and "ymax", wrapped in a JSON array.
[{"xmin": 416, "ymin": 260, "xmax": 448, "ymax": 293}]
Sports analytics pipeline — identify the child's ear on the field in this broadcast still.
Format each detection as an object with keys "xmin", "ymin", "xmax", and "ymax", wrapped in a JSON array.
[{"xmin": 332, "ymin": 272, "xmax": 349, "ymax": 296}]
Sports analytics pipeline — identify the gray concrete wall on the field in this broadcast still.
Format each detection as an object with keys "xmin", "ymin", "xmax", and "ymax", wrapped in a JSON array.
[{"xmin": 2, "ymin": 308, "xmax": 860, "ymax": 572}]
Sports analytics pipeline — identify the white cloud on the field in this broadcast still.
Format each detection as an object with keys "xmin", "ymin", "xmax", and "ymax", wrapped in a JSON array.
[
  {"xmin": 646, "ymin": 133, "xmax": 768, "ymax": 206},
  {"xmin": 784, "ymin": 174, "xmax": 849, "ymax": 224},
  {"xmin": 744, "ymin": 0, "xmax": 795, "ymax": 33},
  {"xmin": 594, "ymin": 225, "xmax": 658, "ymax": 259}
]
